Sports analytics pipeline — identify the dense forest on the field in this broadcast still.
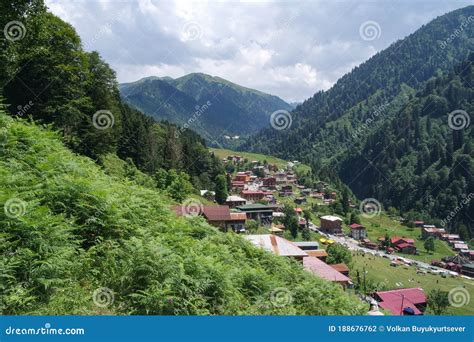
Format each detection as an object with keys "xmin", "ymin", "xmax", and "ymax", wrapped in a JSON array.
[
  {"xmin": 242, "ymin": 6, "xmax": 474, "ymax": 233},
  {"xmin": 340, "ymin": 55, "xmax": 473, "ymax": 233},
  {"xmin": 0, "ymin": 0, "xmax": 224, "ymax": 195}
]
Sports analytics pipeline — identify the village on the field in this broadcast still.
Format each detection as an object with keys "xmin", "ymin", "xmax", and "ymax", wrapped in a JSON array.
[{"xmin": 174, "ymin": 151, "xmax": 474, "ymax": 315}]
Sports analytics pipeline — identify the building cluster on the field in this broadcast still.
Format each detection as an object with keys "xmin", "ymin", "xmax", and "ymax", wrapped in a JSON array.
[{"xmin": 244, "ymin": 234, "xmax": 352, "ymax": 287}]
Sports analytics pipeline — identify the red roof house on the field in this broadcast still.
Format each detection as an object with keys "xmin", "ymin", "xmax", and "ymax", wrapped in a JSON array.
[
  {"xmin": 303, "ymin": 257, "xmax": 351, "ymax": 286},
  {"xmin": 373, "ymin": 288, "xmax": 427, "ymax": 315}
]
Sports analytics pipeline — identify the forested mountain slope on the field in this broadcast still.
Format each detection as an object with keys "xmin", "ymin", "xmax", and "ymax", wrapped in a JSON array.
[
  {"xmin": 243, "ymin": 6, "xmax": 474, "ymax": 231},
  {"xmin": 341, "ymin": 55, "xmax": 473, "ymax": 231},
  {"xmin": 120, "ymin": 73, "xmax": 292, "ymax": 141},
  {"xmin": 0, "ymin": 112, "xmax": 363, "ymax": 315},
  {"xmin": 0, "ymin": 1, "xmax": 223, "ymax": 191}
]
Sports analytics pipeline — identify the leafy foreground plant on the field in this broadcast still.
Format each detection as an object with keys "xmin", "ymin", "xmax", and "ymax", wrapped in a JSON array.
[{"xmin": 0, "ymin": 113, "xmax": 363, "ymax": 315}]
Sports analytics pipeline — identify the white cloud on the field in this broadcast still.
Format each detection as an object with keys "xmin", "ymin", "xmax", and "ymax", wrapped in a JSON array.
[{"xmin": 45, "ymin": 0, "xmax": 471, "ymax": 102}]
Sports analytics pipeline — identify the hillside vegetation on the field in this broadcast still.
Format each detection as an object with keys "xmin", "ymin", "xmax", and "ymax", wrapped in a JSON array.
[
  {"xmin": 120, "ymin": 73, "xmax": 292, "ymax": 142},
  {"xmin": 243, "ymin": 6, "xmax": 474, "ymax": 232},
  {"xmin": 0, "ymin": 112, "xmax": 363, "ymax": 315}
]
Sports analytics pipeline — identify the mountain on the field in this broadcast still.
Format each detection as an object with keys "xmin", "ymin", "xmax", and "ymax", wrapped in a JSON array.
[
  {"xmin": 242, "ymin": 6, "xmax": 474, "ymax": 231},
  {"xmin": 119, "ymin": 73, "xmax": 292, "ymax": 143}
]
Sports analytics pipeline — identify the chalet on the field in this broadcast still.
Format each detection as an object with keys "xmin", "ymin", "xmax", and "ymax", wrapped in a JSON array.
[
  {"xmin": 395, "ymin": 243, "xmax": 417, "ymax": 254},
  {"xmin": 241, "ymin": 190, "xmax": 265, "ymax": 202},
  {"xmin": 231, "ymin": 180, "xmax": 245, "ymax": 191},
  {"xmin": 412, "ymin": 220, "xmax": 425, "ymax": 227},
  {"xmin": 294, "ymin": 241, "xmax": 319, "ymax": 251},
  {"xmin": 441, "ymin": 234, "xmax": 460, "ymax": 242},
  {"xmin": 301, "ymin": 188, "xmax": 312, "ymax": 195},
  {"xmin": 422, "ymin": 227, "xmax": 446, "ymax": 239},
  {"xmin": 373, "ymin": 288, "xmax": 427, "ymax": 316},
  {"xmin": 294, "ymin": 207, "xmax": 303, "ymax": 215},
  {"xmin": 303, "ymin": 257, "xmax": 351, "ymax": 287},
  {"xmin": 362, "ymin": 238, "xmax": 379, "ymax": 250},
  {"xmin": 330, "ymin": 263, "xmax": 350, "ymax": 276},
  {"xmin": 262, "ymin": 177, "xmax": 276, "ymax": 189},
  {"xmin": 228, "ymin": 212, "xmax": 247, "ymax": 233},
  {"xmin": 298, "ymin": 218, "xmax": 307, "ymax": 229},
  {"xmin": 311, "ymin": 192, "xmax": 324, "ymax": 199},
  {"xmin": 454, "ymin": 243, "xmax": 469, "ymax": 251},
  {"xmin": 244, "ymin": 234, "xmax": 308, "ymax": 261},
  {"xmin": 306, "ymin": 249, "xmax": 328, "ymax": 261},
  {"xmin": 320, "ymin": 215, "xmax": 343, "ymax": 234},
  {"xmin": 234, "ymin": 172, "xmax": 250, "ymax": 183},
  {"xmin": 275, "ymin": 172, "xmax": 287, "ymax": 184},
  {"xmin": 391, "ymin": 237, "xmax": 417, "ymax": 254},
  {"xmin": 349, "ymin": 223, "xmax": 367, "ymax": 240},
  {"xmin": 173, "ymin": 205, "xmax": 231, "ymax": 231},
  {"xmin": 225, "ymin": 195, "xmax": 247, "ymax": 208},
  {"xmin": 236, "ymin": 204, "xmax": 274, "ymax": 225},
  {"xmin": 330, "ymin": 192, "xmax": 337, "ymax": 200}
]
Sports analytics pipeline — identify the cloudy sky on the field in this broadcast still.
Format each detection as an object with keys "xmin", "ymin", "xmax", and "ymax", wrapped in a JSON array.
[{"xmin": 46, "ymin": 0, "xmax": 471, "ymax": 102}]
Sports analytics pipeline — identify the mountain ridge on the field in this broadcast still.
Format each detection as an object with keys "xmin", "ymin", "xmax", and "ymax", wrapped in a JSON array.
[{"xmin": 119, "ymin": 72, "xmax": 293, "ymax": 143}]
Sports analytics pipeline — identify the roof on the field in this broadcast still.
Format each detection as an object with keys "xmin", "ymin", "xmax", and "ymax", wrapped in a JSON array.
[
  {"xmin": 320, "ymin": 215, "xmax": 343, "ymax": 222},
  {"xmin": 307, "ymin": 250, "xmax": 328, "ymax": 258},
  {"xmin": 236, "ymin": 204, "xmax": 274, "ymax": 211},
  {"xmin": 375, "ymin": 288, "xmax": 426, "ymax": 316},
  {"xmin": 303, "ymin": 257, "xmax": 351, "ymax": 283},
  {"xmin": 226, "ymin": 195, "xmax": 246, "ymax": 202},
  {"xmin": 242, "ymin": 190, "xmax": 264, "ymax": 195},
  {"xmin": 294, "ymin": 241, "xmax": 319, "ymax": 248},
  {"xmin": 244, "ymin": 235, "xmax": 308, "ymax": 257},
  {"xmin": 391, "ymin": 237, "xmax": 415, "ymax": 244},
  {"xmin": 229, "ymin": 212, "xmax": 247, "ymax": 221},
  {"xmin": 349, "ymin": 223, "xmax": 365, "ymax": 229},
  {"xmin": 396, "ymin": 242, "xmax": 416, "ymax": 249},
  {"xmin": 202, "ymin": 205, "xmax": 231, "ymax": 221},
  {"xmin": 330, "ymin": 263, "xmax": 350, "ymax": 273}
]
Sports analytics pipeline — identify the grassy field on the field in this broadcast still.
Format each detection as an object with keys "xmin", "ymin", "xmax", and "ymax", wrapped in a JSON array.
[
  {"xmin": 351, "ymin": 253, "xmax": 474, "ymax": 315},
  {"xmin": 210, "ymin": 147, "xmax": 311, "ymax": 173},
  {"xmin": 354, "ymin": 214, "xmax": 455, "ymax": 262}
]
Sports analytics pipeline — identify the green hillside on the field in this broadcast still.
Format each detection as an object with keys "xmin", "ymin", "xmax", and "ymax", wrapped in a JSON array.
[
  {"xmin": 120, "ymin": 73, "xmax": 293, "ymax": 142},
  {"xmin": 242, "ymin": 6, "xmax": 474, "ymax": 232},
  {"xmin": 0, "ymin": 112, "xmax": 363, "ymax": 315}
]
